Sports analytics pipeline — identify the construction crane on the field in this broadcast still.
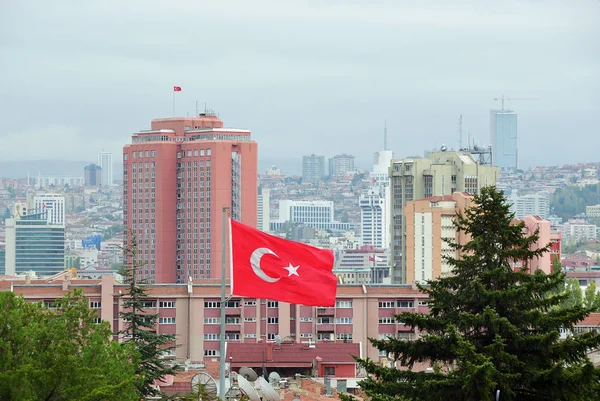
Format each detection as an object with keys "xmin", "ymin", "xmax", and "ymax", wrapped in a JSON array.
[{"xmin": 493, "ymin": 95, "xmax": 537, "ymax": 110}]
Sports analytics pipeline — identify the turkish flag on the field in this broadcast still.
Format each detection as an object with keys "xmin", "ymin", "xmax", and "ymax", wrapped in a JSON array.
[
  {"xmin": 368, "ymin": 256, "xmax": 375, "ymax": 262},
  {"xmin": 173, "ymin": 86, "xmax": 182, "ymax": 91},
  {"xmin": 230, "ymin": 219, "xmax": 337, "ymax": 306}
]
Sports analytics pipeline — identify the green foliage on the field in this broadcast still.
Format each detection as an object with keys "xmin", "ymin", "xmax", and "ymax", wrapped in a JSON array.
[
  {"xmin": 348, "ymin": 186, "xmax": 600, "ymax": 401},
  {"xmin": 103, "ymin": 224, "xmax": 125, "ymax": 240},
  {"xmin": 551, "ymin": 184, "xmax": 599, "ymax": 220},
  {"xmin": 0, "ymin": 290, "xmax": 139, "ymax": 400},
  {"xmin": 119, "ymin": 234, "xmax": 179, "ymax": 398}
]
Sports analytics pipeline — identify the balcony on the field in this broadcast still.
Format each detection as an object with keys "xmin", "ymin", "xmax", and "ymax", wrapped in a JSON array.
[
  {"xmin": 316, "ymin": 307, "xmax": 335, "ymax": 316},
  {"xmin": 316, "ymin": 324, "xmax": 334, "ymax": 332},
  {"xmin": 225, "ymin": 308, "xmax": 241, "ymax": 316}
]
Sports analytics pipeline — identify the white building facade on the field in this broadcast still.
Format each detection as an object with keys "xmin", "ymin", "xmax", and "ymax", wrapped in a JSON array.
[
  {"xmin": 257, "ymin": 186, "xmax": 270, "ymax": 232},
  {"xmin": 98, "ymin": 151, "xmax": 113, "ymax": 186},
  {"xmin": 32, "ymin": 194, "xmax": 65, "ymax": 227},
  {"xmin": 508, "ymin": 190, "xmax": 550, "ymax": 219},
  {"xmin": 359, "ymin": 186, "xmax": 390, "ymax": 249}
]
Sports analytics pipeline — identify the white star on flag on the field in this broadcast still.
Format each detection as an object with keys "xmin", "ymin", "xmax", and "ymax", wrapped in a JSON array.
[{"xmin": 283, "ymin": 263, "xmax": 300, "ymax": 277}]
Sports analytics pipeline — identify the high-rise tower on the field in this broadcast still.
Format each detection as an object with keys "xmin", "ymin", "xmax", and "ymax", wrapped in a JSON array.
[
  {"xmin": 123, "ymin": 113, "xmax": 258, "ymax": 284},
  {"xmin": 490, "ymin": 109, "xmax": 518, "ymax": 170},
  {"xmin": 98, "ymin": 151, "xmax": 113, "ymax": 186}
]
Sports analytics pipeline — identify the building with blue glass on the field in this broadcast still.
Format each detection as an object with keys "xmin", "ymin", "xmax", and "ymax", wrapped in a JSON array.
[
  {"xmin": 490, "ymin": 109, "xmax": 518, "ymax": 170},
  {"xmin": 4, "ymin": 212, "xmax": 65, "ymax": 276}
]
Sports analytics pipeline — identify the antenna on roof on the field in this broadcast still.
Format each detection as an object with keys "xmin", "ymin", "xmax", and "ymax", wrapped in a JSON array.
[{"xmin": 384, "ymin": 120, "xmax": 388, "ymax": 150}]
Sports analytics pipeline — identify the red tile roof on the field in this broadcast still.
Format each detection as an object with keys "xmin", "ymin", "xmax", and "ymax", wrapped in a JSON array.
[{"xmin": 227, "ymin": 342, "xmax": 359, "ymax": 367}]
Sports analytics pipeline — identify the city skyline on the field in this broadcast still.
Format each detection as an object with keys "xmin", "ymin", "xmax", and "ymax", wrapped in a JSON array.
[{"xmin": 1, "ymin": 1, "xmax": 598, "ymax": 169}]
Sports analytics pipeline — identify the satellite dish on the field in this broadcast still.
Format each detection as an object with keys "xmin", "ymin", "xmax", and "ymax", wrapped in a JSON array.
[
  {"xmin": 274, "ymin": 335, "xmax": 282, "ymax": 345},
  {"xmin": 237, "ymin": 374, "xmax": 262, "ymax": 401},
  {"xmin": 440, "ymin": 144, "xmax": 447, "ymax": 152},
  {"xmin": 259, "ymin": 376, "xmax": 280, "ymax": 401},
  {"xmin": 239, "ymin": 367, "xmax": 259, "ymax": 382},
  {"xmin": 268, "ymin": 372, "xmax": 281, "ymax": 387},
  {"xmin": 191, "ymin": 372, "xmax": 218, "ymax": 400}
]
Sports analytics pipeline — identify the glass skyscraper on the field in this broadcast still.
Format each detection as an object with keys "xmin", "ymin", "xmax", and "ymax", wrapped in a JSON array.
[{"xmin": 490, "ymin": 110, "xmax": 518, "ymax": 170}]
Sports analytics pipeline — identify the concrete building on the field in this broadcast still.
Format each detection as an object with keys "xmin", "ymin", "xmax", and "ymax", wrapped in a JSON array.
[
  {"xmin": 1, "ymin": 275, "xmax": 429, "ymax": 367},
  {"xmin": 302, "ymin": 154, "xmax": 325, "ymax": 182},
  {"xmin": 508, "ymin": 190, "xmax": 550, "ymax": 219},
  {"xmin": 257, "ymin": 186, "xmax": 270, "ymax": 232},
  {"xmin": 586, "ymin": 205, "xmax": 600, "ymax": 218},
  {"xmin": 277, "ymin": 200, "xmax": 334, "ymax": 229},
  {"xmin": 84, "ymin": 164, "xmax": 103, "ymax": 186},
  {"xmin": 123, "ymin": 113, "xmax": 258, "ymax": 284},
  {"xmin": 334, "ymin": 247, "xmax": 390, "ymax": 284},
  {"xmin": 98, "ymin": 152, "xmax": 113, "ymax": 186},
  {"xmin": 328, "ymin": 154, "xmax": 355, "ymax": 178},
  {"xmin": 389, "ymin": 150, "xmax": 499, "ymax": 283},
  {"xmin": 405, "ymin": 194, "xmax": 561, "ymax": 283},
  {"xmin": 404, "ymin": 193, "xmax": 472, "ymax": 284},
  {"xmin": 35, "ymin": 175, "xmax": 84, "ymax": 188},
  {"xmin": 559, "ymin": 222, "xmax": 598, "ymax": 244},
  {"xmin": 371, "ymin": 150, "xmax": 393, "ymax": 185},
  {"xmin": 4, "ymin": 211, "xmax": 65, "ymax": 276},
  {"xmin": 490, "ymin": 109, "xmax": 518, "ymax": 170},
  {"xmin": 359, "ymin": 186, "xmax": 390, "ymax": 249},
  {"xmin": 32, "ymin": 194, "xmax": 65, "ymax": 226}
]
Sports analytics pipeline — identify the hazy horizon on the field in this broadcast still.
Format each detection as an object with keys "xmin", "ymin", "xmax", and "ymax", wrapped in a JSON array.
[{"xmin": 1, "ymin": 0, "xmax": 598, "ymax": 170}]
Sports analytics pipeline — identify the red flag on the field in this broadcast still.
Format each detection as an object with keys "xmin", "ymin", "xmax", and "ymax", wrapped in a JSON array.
[
  {"xmin": 368, "ymin": 256, "xmax": 375, "ymax": 262},
  {"xmin": 173, "ymin": 86, "xmax": 182, "ymax": 92},
  {"xmin": 230, "ymin": 219, "xmax": 337, "ymax": 306}
]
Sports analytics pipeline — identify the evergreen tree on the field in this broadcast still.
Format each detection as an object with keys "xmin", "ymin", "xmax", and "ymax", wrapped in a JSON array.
[
  {"xmin": 584, "ymin": 281, "xmax": 597, "ymax": 310},
  {"xmin": 350, "ymin": 186, "xmax": 600, "ymax": 401},
  {"xmin": 119, "ymin": 234, "xmax": 179, "ymax": 398}
]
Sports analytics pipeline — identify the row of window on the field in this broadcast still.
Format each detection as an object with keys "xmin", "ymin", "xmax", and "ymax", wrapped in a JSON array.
[
  {"xmin": 378, "ymin": 301, "xmax": 415, "ymax": 308},
  {"xmin": 178, "ymin": 149, "xmax": 212, "ymax": 158}
]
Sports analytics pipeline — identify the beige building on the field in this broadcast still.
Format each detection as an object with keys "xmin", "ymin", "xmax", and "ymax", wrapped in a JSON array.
[
  {"xmin": 389, "ymin": 150, "xmax": 498, "ymax": 283},
  {"xmin": 586, "ymin": 204, "xmax": 600, "ymax": 218},
  {"xmin": 404, "ymin": 193, "xmax": 472, "ymax": 284}
]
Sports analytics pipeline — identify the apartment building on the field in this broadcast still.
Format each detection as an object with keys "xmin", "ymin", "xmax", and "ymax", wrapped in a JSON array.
[{"xmin": 2, "ymin": 274, "xmax": 428, "ymax": 365}]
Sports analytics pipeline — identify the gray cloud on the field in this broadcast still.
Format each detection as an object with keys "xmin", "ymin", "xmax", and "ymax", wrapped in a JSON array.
[{"xmin": 0, "ymin": 0, "xmax": 598, "ymax": 170}]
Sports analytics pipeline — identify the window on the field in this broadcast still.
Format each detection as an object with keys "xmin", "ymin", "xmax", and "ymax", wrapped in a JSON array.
[
  {"xmin": 204, "ymin": 301, "xmax": 220, "ymax": 308},
  {"xmin": 397, "ymin": 301, "xmax": 414, "ymax": 308},
  {"xmin": 141, "ymin": 300, "xmax": 157, "ymax": 308},
  {"xmin": 267, "ymin": 317, "xmax": 279, "ymax": 324},
  {"xmin": 225, "ymin": 317, "xmax": 240, "ymax": 324},
  {"xmin": 244, "ymin": 333, "xmax": 257, "ymax": 338},
  {"xmin": 225, "ymin": 333, "xmax": 240, "ymax": 340},
  {"xmin": 93, "ymin": 317, "xmax": 102, "ymax": 324},
  {"xmin": 204, "ymin": 349, "xmax": 220, "ymax": 356},
  {"xmin": 379, "ymin": 317, "xmax": 395, "ymax": 324},
  {"xmin": 317, "ymin": 317, "xmax": 333, "ymax": 324},
  {"xmin": 379, "ymin": 349, "xmax": 388, "ymax": 356},
  {"xmin": 299, "ymin": 317, "xmax": 313, "ymax": 322},
  {"xmin": 244, "ymin": 317, "xmax": 257, "ymax": 322},
  {"xmin": 204, "ymin": 317, "xmax": 221, "ymax": 324},
  {"xmin": 90, "ymin": 301, "xmax": 101, "ymax": 308},
  {"xmin": 336, "ymin": 301, "xmax": 353, "ymax": 308},
  {"xmin": 378, "ymin": 301, "xmax": 395, "ymax": 308},
  {"xmin": 207, "ymin": 149, "xmax": 211, "ymax": 156},
  {"xmin": 159, "ymin": 317, "xmax": 176, "ymax": 324},
  {"xmin": 225, "ymin": 300, "xmax": 240, "ymax": 308},
  {"xmin": 267, "ymin": 301, "xmax": 278, "ymax": 308},
  {"xmin": 335, "ymin": 317, "xmax": 352, "ymax": 324},
  {"xmin": 336, "ymin": 333, "xmax": 352, "ymax": 340},
  {"xmin": 378, "ymin": 333, "xmax": 394, "ymax": 340},
  {"xmin": 124, "ymin": 153, "xmax": 128, "ymax": 160},
  {"xmin": 159, "ymin": 301, "xmax": 176, "ymax": 308},
  {"xmin": 300, "ymin": 333, "xmax": 313, "ymax": 338},
  {"xmin": 204, "ymin": 333, "xmax": 220, "ymax": 340},
  {"xmin": 243, "ymin": 300, "xmax": 257, "ymax": 306}
]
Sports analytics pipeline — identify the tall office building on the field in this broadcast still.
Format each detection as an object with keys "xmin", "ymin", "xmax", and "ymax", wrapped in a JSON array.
[
  {"xmin": 328, "ymin": 154, "xmax": 355, "ymax": 178},
  {"xmin": 5, "ymin": 208, "xmax": 65, "ymax": 276},
  {"xmin": 257, "ymin": 186, "xmax": 270, "ymax": 232},
  {"xmin": 490, "ymin": 109, "xmax": 518, "ymax": 170},
  {"xmin": 389, "ymin": 150, "xmax": 499, "ymax": 283},
  {"xmin": 123, "ymin": 113, "xmax": 258, "ymax": 284},
  {"xmin": 302, "ymin": 154, "xmax": 325, "ymax": 181},
  {"xmin": 359, "ymin": 186, "xmax": 390, "ymax": 249},
  {"xmin": 98, "ymin": 151, "xmax": 113, "ymax": 186},
  {"xmin": 277, "ymin": 200, "xmax": 334, "ymax": 229},
  {"xmin": 32, "ymin": 194, "xmax": 65, "ymax": 227},
  {"xmin": 84, "ymin": 164, "xmax": 102, "ymax": 186}
]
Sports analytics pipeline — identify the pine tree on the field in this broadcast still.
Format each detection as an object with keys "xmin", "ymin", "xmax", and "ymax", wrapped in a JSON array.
[
  {"xmin": 119, "ymin": 234, "xmax": 179, "ymax": 398},
  {"xmin": 351, "ymin": 186, "xmax": 600, "ymax": 401}
]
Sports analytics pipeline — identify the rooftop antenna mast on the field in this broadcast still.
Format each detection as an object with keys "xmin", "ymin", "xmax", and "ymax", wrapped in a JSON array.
[
  {"xmin": 384, "ymin": 120, "xmax": 388, "ymax": 150},
  {"xmin": 458, "ymin": 114, "xmax": 463, "ymax": 150}
]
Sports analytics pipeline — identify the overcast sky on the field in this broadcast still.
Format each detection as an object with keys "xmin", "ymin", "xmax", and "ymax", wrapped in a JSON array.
[{"xmin": 1, "ymin": 0, "xmax": 598, "ymax": 172}]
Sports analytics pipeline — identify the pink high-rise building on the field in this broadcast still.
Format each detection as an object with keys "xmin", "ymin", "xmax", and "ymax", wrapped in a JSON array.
[{"xmin": 123, "ymin": 113, "xmax": 258, "ymax": 283}]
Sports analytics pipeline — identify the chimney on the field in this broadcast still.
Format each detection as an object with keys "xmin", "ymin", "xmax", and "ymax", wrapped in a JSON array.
[
  {"xmin": 62, "ymin": 274, "xmax": 69, "ymax": 291},
  {"xmin": 266, "ymin": 341, "xmax": 274, "ymax": 361}
]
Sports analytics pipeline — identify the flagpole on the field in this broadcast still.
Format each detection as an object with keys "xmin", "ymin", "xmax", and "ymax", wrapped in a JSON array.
[
  {"xmin": 219, "ymin": 207, "xmax": 229, "ymax": 398},
  {"xmin": 172, "ymin": 90, "xmax": 175, "ymax": 117}
]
